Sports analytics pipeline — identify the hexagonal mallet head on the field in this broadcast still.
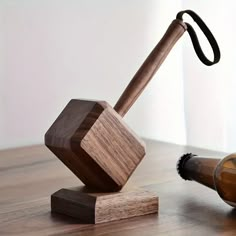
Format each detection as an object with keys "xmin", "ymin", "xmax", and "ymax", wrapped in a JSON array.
[{"xmin": 45, "ymin": 99, "xmax": 146, "ymax": 191}]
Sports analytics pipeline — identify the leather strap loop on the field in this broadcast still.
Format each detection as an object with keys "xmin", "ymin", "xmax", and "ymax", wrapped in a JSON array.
[{"xmin": 177, "ymin": 10, "xmax": 220, "ymax": 66}]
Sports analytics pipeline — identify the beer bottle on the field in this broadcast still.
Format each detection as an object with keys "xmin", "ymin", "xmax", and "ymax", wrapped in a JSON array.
[{"xmin": 177, "ymin": 153, "xmax": 236, "ymax": 207}]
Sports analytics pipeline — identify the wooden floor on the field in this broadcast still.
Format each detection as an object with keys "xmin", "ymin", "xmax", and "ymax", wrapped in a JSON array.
[{"xmin": 1, "ymin": 139, "xmax": 236, "ymax": 236}]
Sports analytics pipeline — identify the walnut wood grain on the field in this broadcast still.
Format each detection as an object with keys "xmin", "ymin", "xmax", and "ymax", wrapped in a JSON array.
[
  {"xmin": 114, "ymin": 19, "xmax": 187, "ymax": 117},
  {"xmin": 45, "ymin": 99, "xmax": 145, "ymax": 191},
  {"xmin": 51, "ymin": 188, "xmax": 158, "ymax": 224},
  {"xmin": 1, "ymin": 141, "xmax": 235, "ymax": 236},
  {"xmin": 45, "ymin": 18, "xmax": 186, "ymax": 194}
]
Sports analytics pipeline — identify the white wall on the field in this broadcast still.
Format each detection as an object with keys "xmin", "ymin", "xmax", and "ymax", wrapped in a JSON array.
[
  {"xmin": 0, "ymin": 0, "xmax": 186, "ymax": 149},
  {"xmin": 183, "ymin": 1, "xmax": 236, "ymax": 152}
]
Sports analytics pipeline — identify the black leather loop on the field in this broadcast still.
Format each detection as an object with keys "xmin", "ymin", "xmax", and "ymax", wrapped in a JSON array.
[{"xmin": 177, "ymin": 10, "xmax": 220, "ymax": 66}]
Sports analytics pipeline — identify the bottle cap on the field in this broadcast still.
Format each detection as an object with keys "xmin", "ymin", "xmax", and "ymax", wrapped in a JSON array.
[{"xmin": 177, "ymin": 153, "xmax": 196, "ymax": 180}]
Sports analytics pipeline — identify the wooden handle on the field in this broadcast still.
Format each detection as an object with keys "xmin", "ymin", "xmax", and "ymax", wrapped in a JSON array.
[{"xmin": 114, "ymin": 19, "xmax": 187, "ymax": 117}]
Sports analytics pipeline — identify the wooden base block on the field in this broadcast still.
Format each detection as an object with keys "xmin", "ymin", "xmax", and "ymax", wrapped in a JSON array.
[{"xmin": 51, "ymin": 187, "xmax": 158, "ymax": 224}]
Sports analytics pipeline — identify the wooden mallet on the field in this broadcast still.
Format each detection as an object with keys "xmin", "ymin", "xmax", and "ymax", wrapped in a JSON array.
[{"xmin": 45, "ymin": 19, "xmax": 186, "ymax": 191}]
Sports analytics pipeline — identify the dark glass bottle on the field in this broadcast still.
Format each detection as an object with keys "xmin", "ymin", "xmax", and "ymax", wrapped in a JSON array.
[{"xmin": 177, "ymin": 153, "xmax": 236, "ymax": 207}]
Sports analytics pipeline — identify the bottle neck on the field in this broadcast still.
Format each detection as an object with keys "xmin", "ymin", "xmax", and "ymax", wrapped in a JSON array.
[{"xmin": 177, "ymin": 154, "xmax": 221, "ymax": 190}]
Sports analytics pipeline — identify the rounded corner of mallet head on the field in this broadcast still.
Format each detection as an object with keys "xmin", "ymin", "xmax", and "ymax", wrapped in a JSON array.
[{"xmin": 45, "ymin": 99, "xmax": 146, "ymax": 191}]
